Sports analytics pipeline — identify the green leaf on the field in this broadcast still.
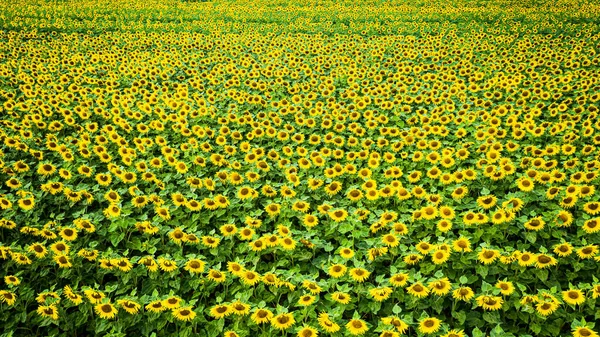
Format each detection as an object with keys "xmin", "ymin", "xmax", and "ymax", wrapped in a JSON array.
[
  {"xmin": 476, "ymin": 265, "xmax": 489, "ymax": 278},
  {"xmin": 490, "ymin": 325, "xmax": 505, "ymax": 337},
  {"xmin": 452, "ymin": 311, "xmax": 466, "ymax": 325},
  {"xmin": 483, "ymin": 312, "xmax": 501, "ymax": 324},
  {"xmin": 207, "ymin": 319, "xmax": 224, "ymax": 337},
  {"xmin": 472, "ymin": 327, "xmax": 485, "ymax": 337},
  {"xmin": 535, "ymin": 269, "xmax": 548, "ymax": 282}
]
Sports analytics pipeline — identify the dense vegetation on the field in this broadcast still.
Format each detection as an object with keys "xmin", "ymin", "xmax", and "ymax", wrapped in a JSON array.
[{"xmin": 1, "ymin": 0, "xmax": 600, "ymax": 336}]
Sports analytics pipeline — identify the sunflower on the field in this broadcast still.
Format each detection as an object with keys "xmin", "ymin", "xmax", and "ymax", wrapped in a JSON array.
[
  {"xmin": 535, "ymin": 301, "xmax": 559, "ymax": 316},
  {"xmin": 103, "ymin": 204, "xmax": 121, "ymax": 218},
  {"xmin": 349, "ymin": 268, "xmax": 370, "ymax": 282},
  {"xmin": 202, "ymin": 236, "xmax": 220, "ymax": 248},
  {"xmin": 271, "ymin": 313, "xmax": 295, "ymax": 330},
  {"xmin": 54, "ymin": 254, "xmax": 72, "ymax": 268},
  {"xmin": 139, "ymin": 256, "xmax": 159, "ymax": 272},
  {"xmin": 429, "ymin": 278, "xmax": 452, "ymax": 296},
  {"xmin": 83, "ymin": 289, "xmax": 105, "ymax": 304},
  {"xmin": 517, "ymin": 178, "xmax": 535, "ymax": 192},
  {"xmin": 346, "ymin": 319, "xmax": 369, "ymax": 335},
  {"xmin": 296, "ymin": 326, "xmax": 318, "ymax": 337},
  {"xmin": 297, "ymin": 294, "xmax": 316, "ymax": 306},
  {"xmin": 431, "ymin": 249, "xmax": 450, "ymax": 264},
  {"xmin": 562, "ymin": 289, "xmax": 585, "ymax": 306},
  {"xmin": 184, "ymin": 259, "xmax": 206, "ymax": 274},
  {"xmin": 476, "ymin": 195, "xmax": 497, "ymax": 209},
  {"xmin": 162, "ymin": 296, "xmax": 182, "ymax": 309},
  {"xmin": 495, "ymin": 280, "xmax": 515, "ymax": 295},
  {"xmin": 227, "ymin": 261, "xmax": 245, "ymax": 276},
  {"xmin": 37, "ymin": 163, "xmax": 56, "ymax": 176},
  {"xmin": 453, "ymin": 237, "xmax": 472, "ymax": 252},
  {"xmin": 4, "ymin": 275, "xmax": 20, "ymax": 286},
  {"xmin": 451, "ymin": 186, "xmax": 468, "ymax": 200},
  {"xmin": 146, "ymin": 300, "xmax": 167, "ymax": 313},
  {"xmin": 95, "ymin": 303, "xmax": 118, "ymax": 319},
  {"xmin": 36, "ymin": 291, "xmax": 60, "ymax": 305},
  {"xmin": 251, "ymin": 308, "xmax": 273, "ymax": 324},
  {"xmin": 117, "ymin": 299, "xmax": 141, "ymax": 314},
  {"xmin": 407, "ymin": 282, "xmax": 429, "ymax": 298},
  {"xmin": 592, "ymin": 284, "xmax": 600, "ymax": 299},
  {"xmin": 572, "ymin": 327, "xmax": 599, "ymax": 337},
  {"xmin": 476, "ymin": 295, "xmax": 503, "ymax": 311},
  {"xmin": 331, "ymin": 292, "xmax": 351, "ymax": 304},
  {"xmin": 524, "ymin": 217, "xmax": 545, "ymax": 231},
  {"xmin": 205, "ymin": 269, "xmax": 225, "ymax": 283},
  {"xmin": 347, "ymin": 189, "xmax": 363, "ymax": 202},
  {"xmin": 18, "ymin": 198, "xmax": 35, "ymax": 211},
  {"xmin": 37, "ymin": 304, "xmax": 59, "ymax": 320},
  {"xmin": 241, "ymin": 270, "xmax": 261, "ymax": 286},
  {"xmin": 560, "ymin": 195, "xmax": 578, "ymax": 209},
  {"xmin": 453, "ymin": 287, "xmax": 474, "ymax": 302},
  {"xmin": 369, "ymin": 287, "xmax": 393, "ymax": 302},
  {"xmin": 238, "ymin": 227, "xmax": 255, "ymax": 241},
  {"xmin": 418, "ymin": 317, "xmax": 441, "ymax": 334},
  {"xmin": 12, "ymin": 253, "xmax": 32, "ymax": 265},
  {"xmin": 220, "ymin": 224, "xmax": 238, "ymax": 237},
  {"xmin": 577, "ymin": 245, "xmax": 598, "ymax": 259},
  {"xmin": 380, "ymin": 316, "xmax": 409, "ymax": 333},
  {"xmin": 63, "ymin": 286, "xmax": 83, "ymax": 305},
  {"xmin": 329, "ymin": 209, "xmax": 348, "ymax": 222},
  {"xmin": 173, "ymin": 306, "xmax": 196, "ymax": 321},
  {"xmin": 583, "ymin": 218, "xmax": 600, "ymax": 234},
  {"xmin": 0, "ymin": 290, "xmax": 17, "ymax": 306},
  {"xmin": 478, "ymin": 248, "xmax": 499, "ymax": 264},
  {"xmin": 389, "ymin": 273, "xmax": 409, "ymax": 287},
  {"xmin": 443, "ymin": 330, "xmax": 466, "ymax": 337},
  {"xmin": 324, "ymin": 181, "xmax": 342, "ymax": 196},
  {"xmin": 403, "ymin": 253, "xmax": 422, "ymax": 265},
  {"xmin": 416, "ymin": 241, "xmax": 434, "ymax": 255},
  {"xmin": 302, "ymin": 214, "xmax": 319, "ymax": 228},
  {"xmin": 317, "ymin": 312, "xmax": 340, "ymax": 333},
  {"xmin": 157, "ymin": 258, "xmax": 178, "ymax": 272},
  {"xmin": 548, "ymin": 242, "xmax": 571, "ymax": 258},
  {"xmin": 114, "ymin": 258, "xmax": 133, "ymax": 272},
  {"xmin": 0, "ymin": 198, "xmax": 12, "ymax": 210},
  {"xmin": 210, "ymin": 304, "xmax": 231, "ymax": 319},
  {"xmin": 278, "ymin": 237, "xmax": 296, "ymax": 250},
  {"xmin": 50, "ymin": 241, "xmax": 70, "ymax": 255},
  {"xmin": 265, "ymin": 203, "xmax": 281, "ymax": 217},
  {"xmin": 230, "ymin": 301, "xmax": 250, "ymax": 316}
]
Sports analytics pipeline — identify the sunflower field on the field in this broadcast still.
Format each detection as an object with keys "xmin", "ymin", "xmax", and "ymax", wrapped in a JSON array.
[{"xmin": 1, "ymin": 0, "xmax": 600, "ymax": 336}]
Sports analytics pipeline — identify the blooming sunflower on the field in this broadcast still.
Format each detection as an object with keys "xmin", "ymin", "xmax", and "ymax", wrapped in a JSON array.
[
  {"xmin": 349, "ymin": 268, "xmax": 370, "ymax": 282},
  {"xmin": 250, "ymin": 308, "xmax": 273, "ymax": 324},
  {"xmin": 95, "ymin": 303, "xmax": 118, "ymax": 319},
  {"xmin": 346, "ymin": 319, "xmax": 369, "ymax": 336},
  {"xmin": 0, "ymin": 290, "xmax": 17, "ymax": 306},
  {"xmin": 573, "ymin": 327, "xmax": 599, "ymax": 337},
  {"xmin": 271, "ymin": 313, "xmax": 295, "ymax": 330},
  {"xmin": 117, "ymin": 299, "xmax": 141, "ymax": 314},
  {"xmin": 418, "ymin": 317, "xmax": 442, "ymax": 334},
  {"xmin": 37, "ymin": 304, "xmax": 59, "ymax": 320},
  {"xmin": 562, "ymin": 289, "xmax": 585, "ymax": 306},
  {"xmin": 173, "ymin": 306, "xmax": 196, "ymax": 322},
  {"xmin": 407, "ymin": 282, "xmax": 429, "ymax": 298},
  {"xmin": 453, "ymin": 287, "xmax": 475, "ymax": 302},
  {"xmin": 476, "ymin": 295, "xmax": 503, "ymax": 311}
]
